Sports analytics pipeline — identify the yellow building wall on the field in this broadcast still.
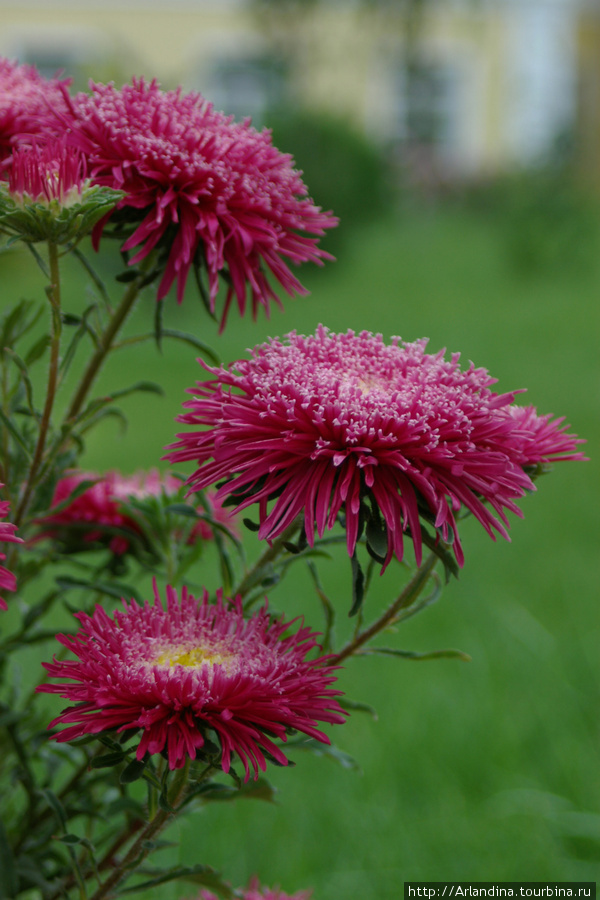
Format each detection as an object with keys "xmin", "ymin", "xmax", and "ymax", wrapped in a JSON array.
[{"xmin": 0, "ymin": 1, "xmax": 584, "ymax": 178}]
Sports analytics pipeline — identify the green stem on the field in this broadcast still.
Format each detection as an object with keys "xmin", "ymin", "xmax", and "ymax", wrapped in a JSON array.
[
  {"xmin": 332, "ymin": 552, "xmax": 438, "ymax": 664},
  {"xmin": 236, "ymin": 517, "xmax": 302, "ymax": 605},
  {"xmin": 14, "ymin": 241, "xmax": 62, "ymax": 528},
  {"xmin": 65, "ymin": 272, "xmax": 146, "ymax": 424},
  {"xmin": 88, "ymin": 760, "xmax": 191, "ymax": 900}
]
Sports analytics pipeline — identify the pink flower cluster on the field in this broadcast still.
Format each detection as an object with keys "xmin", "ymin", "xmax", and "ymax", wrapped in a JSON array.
[
  {"xmin": 0, "ymin": 485, "xmax": 21, "ymax": 610},
  {"xmin": 167, "ymin": 327, "xmax": 584, "ymax": 568},
  {"xmin": 56, "ymin": 78, "xmax": 337, "ymax": 322},
  {"xmin": 36, "ymin": 469, "xmax": 234, "ymax": 555},
  {"xmin": 1, "ymin": 58, "xmax": 336, "ymax": 326},
  {"xmin": 0, "ymin": 58, "xmax": 70, "ymax": 159},
  {"xmin": 200, "ymin": 877, "xmax": 311, "ymax": 900},
  {"xmin": 39, "ymin": 582, "xmax": 345, "ymax": 777}
]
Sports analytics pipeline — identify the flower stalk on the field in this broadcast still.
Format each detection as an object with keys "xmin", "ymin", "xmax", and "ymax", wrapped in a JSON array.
[
  {"xmin": 14, "ymin": 240, "xmax": 62, "ymax": 527},
  {"xmin": 332, "ymin": 551, "xmax": 439, "ymax": 664},
  {"xmin": 88, "ymin": 760, "xmax": 191, "ymax": 900},
  {"xmin": 65, "ymin": 267, "xmax": 151, "ymax": 423}
]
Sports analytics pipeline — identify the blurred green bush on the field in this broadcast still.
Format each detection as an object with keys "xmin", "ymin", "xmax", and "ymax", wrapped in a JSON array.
[
  {"xmin": 462, "ymin": 164, "xmax": 600, "ymax": 275},
  {"xmin": 268, "ymin": 108, "xmax": 395, "ymax": 256}
]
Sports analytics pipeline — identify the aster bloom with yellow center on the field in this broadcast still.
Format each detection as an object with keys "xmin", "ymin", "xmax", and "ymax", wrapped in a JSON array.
[
  {"xmin": 0, "ymin": 486, "xmax": 21, "ymax": 611},
  {"xmin": 38, "ymin": 582, "xmax": 346, "ymax": 777},
  {"xmin": 56, "ymin": 78, "xmax": 337, "ymax": 324},
  {"xmin": 166, "ymin": 326, "xmax": 584, "ymax": 570}
]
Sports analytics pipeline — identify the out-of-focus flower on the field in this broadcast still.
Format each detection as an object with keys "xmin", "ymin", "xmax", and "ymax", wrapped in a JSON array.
[
  {"xmin": 38, "ymin": 581, "xmax": 346, "ymax": 777},
  {"xmin": 36, "ymin": 470, "xmax": 155, "ymax": 556},
  {"xmin": 0, "ymin": 140, "xmax": 123, "ymax": 244},
  {"xmin": 35, "ymin": 468, "xmax": 237, "ymax": 557},
  {"xmin": 0, "ymin": 57, "xmax": 70, "ymax": 157},
  {"xmin": 57, "ymin": 78, "xmax": 337, "ymax": 324},
  {"xmin": 200, "ymin": 877, "xmax": 311, "ymax": 900},
  {"xmin": 0, "ymin": 485, "xmax": 22, "ymax": 611},
  {"xmin": 166, "ymin": 326, "xmax": 585, "ymax": 569}
]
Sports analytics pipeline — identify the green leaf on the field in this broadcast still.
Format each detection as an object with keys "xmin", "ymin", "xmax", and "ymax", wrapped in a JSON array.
[
  {"xmin": 24, "ymin": 333, "xmax": 51, "ymax": 366},
  {"xmin": 420, "ymin": 525, "xmax": 459, "ymax": 582},
  {"xmin": 90, "ymin": 751, "xmax": 127, "ymax": 769},
  {"xmin": 59, "ymin": 303, "xmax": 101, "ymax": 378},
  {"xmin": 193, "ymin": 258, "xmax": 217, "ymax": 321},
  {"xmin": 120, "ymin": 757, "xmax": 147, "ymax": 784},
  {"xmin": 39, "ymin": 478, "xmax": 99, "ymax": 516},
  {"xmin": 72, "ymin": 246, "xmax": 112, "ymax": 309},
  {"xmin": 154, "ymin": 295, "xmax": 165, "ymax": 351},
  {"xmin": 360, "ymin": 646, "xmax": 472, "ymax": 662},
  {"xmin": 115, "ymin": 269, "xmax": 139, "ymax": 283},
  {"xmin": 0, "ymin": 298, "xmax": 43, "ymax": 348},
  {"xmin": 0, "ymin": 819, "xmax": 18, "ymax": 898},
  {"xmin": 4, "ymin": 348, "xmax": 36, "ymax": 415},
  {"xmin": 159, "ymin": 329, "xmax": 220, "ymax": 365},
  {"xmin": 105, "ymin": 796, "xmax": 146, "ymax": 819},
  {"xmin": 286, "ymin": 737, "xmax": 361, "ymax": 771},
  {"xmin": 116, "ymin": 864, "xmax": 225, "ymax": 894},
  {"xmin": 26, "ymin": 242, "xmax": 50, "ymax": 278},
  {"xmin": 57, "ymin": 833, "xmax": 85, "ymax": 845},
  {"xmin": 40, "ymin": 788, "xmax": 68, "ymax": 830},
  {"xmin": 338, "ymin": 696, "xmax": 378, "ymax": 719},
  {"xmin": 164, "ymin": 503, "xmax": 198, "ymax": 518},
  {"xmin": 349, "ymin": 552, "xmax": 365, "ymax": 617},
  {"xmin": 365, "ymin": 514, "xmax": 388, "ymax": 561},
  {"xmin": 191, "ymin": 777, "xmax": 277, "ymax": 806},
  {"xmin": 103, "ymin": 380, "xmax": 164, "ymax": 402},
  {"xmin": 78, "ymin": 405, "xmax": 128, "ymax": 438},
  {"xmin": 242, "ymin": 517, "xmax": 260, "ymax": 532},
  {"xmin": 55, "ymin": 575, "xmax": 142, "ymax": 603}
]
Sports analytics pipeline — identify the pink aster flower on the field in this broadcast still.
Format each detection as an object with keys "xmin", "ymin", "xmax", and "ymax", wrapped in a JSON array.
[
  {"xmin": 36, "ymin": 468, "xmax": 236, "ymax": 555},
  {"xmin": 36, "ymin": 470, "xmax": 155, "ymax": 555},
  {"xmin": 199, "ymin": 877, "xmax": 311, "ymax": 900},
  {"xmin": 38, "ymin": 581, "xmax": 346, "ymax": 778},
  {"xmin": 0, "ymin": 485, "xmax": 22, "ymax": 611},
  {"xmin": 57, "ymin": 78, "xmax": 337, "ymax": 324},
  {"xmin": 0, "ymin": 57, "xmax": 69, "ymax": 158},
  {"xmin": 166, "ymin": 327, "xmax": 584, "ymax": 570}
]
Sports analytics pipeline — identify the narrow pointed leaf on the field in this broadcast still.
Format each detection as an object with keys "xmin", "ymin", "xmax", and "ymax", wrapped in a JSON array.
[
  {"xmin": 116, "ymin": 865, "xmax": 225, "ymax": 894},
  {"xmin": 360, "ymin": 646, "xmax": 471, "ymax": 662}
]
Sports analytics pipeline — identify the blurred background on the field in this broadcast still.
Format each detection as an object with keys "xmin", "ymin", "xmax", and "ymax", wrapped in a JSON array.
[{"xmin": 1, "ymin": 0, "xmax": 599, "ymax": 897}]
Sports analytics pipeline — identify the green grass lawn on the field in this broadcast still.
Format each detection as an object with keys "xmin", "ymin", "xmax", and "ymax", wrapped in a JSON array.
[{"xmin": 2, "ymin": 205, "xmax": 599, "ymax": 897}]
